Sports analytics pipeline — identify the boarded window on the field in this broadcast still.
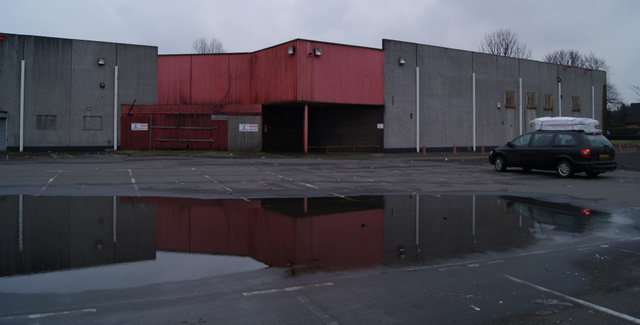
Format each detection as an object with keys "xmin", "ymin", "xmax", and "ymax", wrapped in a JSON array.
[
  {"xmin": 526, "ymin": 92, "xmax": 538, "ymax": 109},
  {"xmin": 505, "ymin": 91, "xmax": 516, "ymax": 108},
  {"xmin": 544, "ymin": 94, "xmax": 554, "ymax": 110},
  {"xmin": 36, "ymin": 115, "xmax": 57, "ymax": 130},
  {"xmin": 572, "ymin": 96, "xmax": 582, "ymax": 111},
  {"xmin": 84, "ymin": 116, "xmax": 103, "ymax": 130}
]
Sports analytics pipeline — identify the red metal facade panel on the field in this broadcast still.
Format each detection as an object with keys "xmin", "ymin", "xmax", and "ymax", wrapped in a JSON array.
[
  {"xmin": 156, "ymin": 40, "xmax": 384, "ymax": 107},
  {"xmin": 120, "ymin": 115, "xmax": 228, "ymax": 150},
  {"xmin": 250, "ymin": 43, "xmax": 298, "ymax": 104},
  {"xmin": 190, "ymin": 55, "xmax": 253, "ymax": 104},
  {"xmin": 296, "ymin": 41, "xmax": 384, "ymax": 105},
  {"xmin": 157, "ymin": 56, "xmax": 192, "ymax": 105}
]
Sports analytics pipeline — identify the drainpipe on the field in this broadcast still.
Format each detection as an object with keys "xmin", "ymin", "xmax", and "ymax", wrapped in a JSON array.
[
  {"xmin": 416, "ymin": 67, "xmax": 420, "ymax": 152},
  {"xmin": 19, "ymin": 60, "xmax": 25, "ymax": 152},
  {"xmin": 519, "ymin": 78, "xmax": 523, "ymax": 135},
  {"xmin": 472, "ymin": 73, "xmax": 476, "ymax": 151},
  {"xmin": 558, "ymin": 80, "xmax": 562, "ymax": 117},
  {"xmin": 113, "ymin": 66, "xmax": 119, "ymax": 151},
  {"xmin": 591, "ymin": 85, "xmax": 595, "ymax": 119}
]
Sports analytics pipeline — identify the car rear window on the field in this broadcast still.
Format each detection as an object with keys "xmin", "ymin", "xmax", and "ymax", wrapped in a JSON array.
[{"xmin": 584, "ymin": 134, "xmax": 614, "ymax": 148}]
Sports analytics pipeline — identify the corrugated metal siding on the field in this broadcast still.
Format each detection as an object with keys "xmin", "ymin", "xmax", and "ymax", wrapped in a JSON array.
[
  {"xmin": 297, "ymin": 41, "xmax": 384, "ymax": 105},
  {"xmin": 120, "ymin": 114, "xmax": 228, "ymax": 150},
  {"xmin": 191, "ymin": 55, "xmax": 253, "ymax": 104},
  {"xmin": 157, "ymin": 56, "xmax": 192, "ymax": 104},
  {"xmin": 250, "ymin": 43, "xmax": 298, "ymax": 104},
  {"xmin": 157, "ymin": 40, "xmax": 384, "ymax": 107}
]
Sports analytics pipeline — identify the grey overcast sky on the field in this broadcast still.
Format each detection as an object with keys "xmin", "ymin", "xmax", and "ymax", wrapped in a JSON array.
[{"xmin": 1, "ymin": 0, "xmax": 638, "ymax": 104}]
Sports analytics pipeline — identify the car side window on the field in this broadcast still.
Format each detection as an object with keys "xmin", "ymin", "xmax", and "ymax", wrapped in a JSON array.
[
  {"xmin": 553, "ymin": 134, "xmax": 577, "ymax": 147},
  {"xmin": 530, "ymin": 133, "xmax": 554, "ymax": 147},
  {"xmin": 511, "ymin": 134, "xmax": 532, "ymax": 148}
]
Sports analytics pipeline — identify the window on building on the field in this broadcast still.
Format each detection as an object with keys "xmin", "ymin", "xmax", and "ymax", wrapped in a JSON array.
[
  {"xmin": 544, "ymin": 94, "xmax": 554, "ymax": 110},
  {"xmin": 527, "ymin": 92, "xmax": 538, "ymax": 109},
  {"xmin": 36, "ymin": 115, "xmax": 57, "ymax": 130},
  {"xmin": 572, "ymin": 96, "xmax": 582, "ymax": 111},
  {"xmin": 505, "ymin": 91, "xmax": 516, "ymax": 108}
]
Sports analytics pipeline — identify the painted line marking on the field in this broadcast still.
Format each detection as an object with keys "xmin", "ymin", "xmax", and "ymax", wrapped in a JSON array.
[
  {"xmin": 242, "ymin": 282, "xmax": 334, "ymax": 297},
  {"xmin": 193, "ymin": 168, "xmax": 249, "ymax": 202},
  {"xmin": 0, "ymin": 308, "xmax": 98, "ymax": 320},
  {"xmin": 504, "ymin": 275, "xmax": 640, "ymax": 324},
  {"xmin": 298, "ymin": 296, "xmax": 339, "ymax": 325},
  {"xmin": 37, "ymin": 171, "xmax": 61, "ymax": 195},
  {"xmin": 127, "ymin": 169, "xmax": 139, "ymax": 192},
  {"xmin": 28, "ymin": 308, "xmax": 97, "ymax": 319}
]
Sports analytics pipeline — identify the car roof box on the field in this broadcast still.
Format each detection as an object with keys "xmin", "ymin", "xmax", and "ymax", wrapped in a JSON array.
[{"xmin": 530, "ymin": 117, "xmax": 600, "ymax": 132}]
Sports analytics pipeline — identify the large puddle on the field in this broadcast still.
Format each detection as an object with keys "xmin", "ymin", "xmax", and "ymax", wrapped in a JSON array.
[{"xmin": 0, "ymin": 194, "xmax": 612, "ymax": 293}]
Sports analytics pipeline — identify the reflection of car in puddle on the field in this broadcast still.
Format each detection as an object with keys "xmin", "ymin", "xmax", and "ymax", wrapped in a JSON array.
[{"xmin": 498, "ymin": 196, "xmax": 610, "ymax": 233}]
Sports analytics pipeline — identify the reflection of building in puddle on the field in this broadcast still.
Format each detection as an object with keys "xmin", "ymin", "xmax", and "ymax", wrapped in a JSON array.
[
  {"xmin": 0, "ymin": 196, "xmax": 155, "ymax": 277},
  {"xmin": 2, "ymin": 195, "xmax": 566, "ymax": 278},
  {"xmin": 497, "ymin": 196, "xmax": 610, "ymax": 233},
  {"xmin": 384, "ymin": 195, "xmax": 537, "ymax": 266}
]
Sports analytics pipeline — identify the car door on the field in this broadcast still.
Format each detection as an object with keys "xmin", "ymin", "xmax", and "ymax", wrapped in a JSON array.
[
  {"xmin": 527, "ymin": 132, "xmax": 556, "ymax": 170},
  {"xmin": 505, "ymin": 133, "xmax": 532, "ymax": 167}
]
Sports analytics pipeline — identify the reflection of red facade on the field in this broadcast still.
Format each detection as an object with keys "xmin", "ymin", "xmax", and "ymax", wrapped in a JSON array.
[{"xmin": 152, "ymin": 198, "xmax": 384, "ymax": 270}]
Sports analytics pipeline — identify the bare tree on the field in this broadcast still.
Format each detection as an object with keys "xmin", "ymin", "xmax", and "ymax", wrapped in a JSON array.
[
  {"xmin": 543, "ymin": 49, "xmax": 621, "ymax": 110},
  {"xmin": 545, "ymin": 49, "xmax": 609, "ymax": 70},
  {"xmin": 631, "ymin": 85, "xmax": 640, "ymax": 101},
  {"xmin": 479, "ymin": 28, "xmax": 532, "ymax": 59},
  {"xmin": 192, "ymin": 38, "xmax": 226, "ymax": 54}
]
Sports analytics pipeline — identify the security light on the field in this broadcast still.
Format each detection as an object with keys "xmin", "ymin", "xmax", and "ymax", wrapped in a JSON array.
[
  {"xmin": 97, "ymin": 58, "xmax": 106, "ymax": 65},
  {"xmin": 398, "ymin": 57, "xmax": 406, "ymax": 65},
  {"xmin": 314, "ymin": 48, "xmax": 322, "ymax": 56},
  {"xmin": 287, "ymin": 46, "xmax": 295, "ymax": 55}
]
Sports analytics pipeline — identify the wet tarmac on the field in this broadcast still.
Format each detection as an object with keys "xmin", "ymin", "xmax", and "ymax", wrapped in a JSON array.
[{"xmin": 1, "ymin": 152, "xmax": 639, "ymax": 324}]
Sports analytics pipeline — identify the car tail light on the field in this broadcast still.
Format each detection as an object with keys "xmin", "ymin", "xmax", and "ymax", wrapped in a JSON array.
[
  {"xmin": 579, "ymin": 148, "xmax": 591, "ymax": 158},
  {"xmin": 580, "ymin": 208, "xmax": 591, "ymax": 215}
]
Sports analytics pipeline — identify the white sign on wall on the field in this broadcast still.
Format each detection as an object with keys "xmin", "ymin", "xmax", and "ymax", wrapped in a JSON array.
[
  {"xmin": 239, "ymin": 124, "xmax": 259, "ymax": 132},
  {"xmin": 131, "ymin": 123, "xmax": 148, "ymax": 131}
]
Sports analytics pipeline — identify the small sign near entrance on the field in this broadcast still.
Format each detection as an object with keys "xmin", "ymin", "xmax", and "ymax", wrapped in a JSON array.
[
  {"xmin": 239, "ymin": 124, "xmax": 259, "ymax": 132},
  {"xmin": 131, "ymin": 123, "xmax": 148, "ymax": 131}
]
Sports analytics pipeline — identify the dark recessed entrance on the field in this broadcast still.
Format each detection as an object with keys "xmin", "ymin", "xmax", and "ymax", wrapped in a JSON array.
[{"xmin": 262, "ymin": 104, "xmax": 384, "ymax": 152}]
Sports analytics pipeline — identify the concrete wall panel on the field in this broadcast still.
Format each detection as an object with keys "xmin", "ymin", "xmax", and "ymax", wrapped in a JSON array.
[{"xmin": 383, "ymin": 39, "xmax": 607, "ymax": 152}]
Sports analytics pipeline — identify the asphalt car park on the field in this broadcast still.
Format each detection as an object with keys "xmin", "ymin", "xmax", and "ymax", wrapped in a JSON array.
[{"xmin": 1, "ymin": 151, "xmax": 639, "ymax": 324}]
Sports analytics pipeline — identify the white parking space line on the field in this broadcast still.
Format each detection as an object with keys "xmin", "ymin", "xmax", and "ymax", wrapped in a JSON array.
[
  {"xmin": 192, "ymin": 168, "xmax": 250, "ymax": 202},
  {"xmin": 127, "ymin": 169, "xmax": 139, "ymax": 193},
  {"xmin": 0, "ymin": 308, "xmax": 97, "ymax": 321},
  {"xmin": 242, "ymin": 282, "xmax": 334, "ymax": 297},
  {"xmin": 298, "ymin": 296, "xmax": 340, "ymax": 325},
  {"xmin": 504, "ymin": 275, "xmax": 640, "ymax": 324},
  {"xmin": 37, "ymin": 171, "xmax": 61, "ymax": 195}
]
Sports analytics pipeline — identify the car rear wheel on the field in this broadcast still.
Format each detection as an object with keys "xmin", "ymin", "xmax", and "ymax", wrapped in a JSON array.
[
  {"xmin": 556, "ymin": 160, "xmax": 574, "ymax": 178},
  {"xmin": 494, "ymin": 156, "xmax": 507, "ymax": 172}
]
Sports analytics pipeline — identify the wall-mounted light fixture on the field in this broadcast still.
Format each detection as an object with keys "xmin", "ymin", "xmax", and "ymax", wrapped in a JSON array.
[
  {"xmin": 287, "ymin": 46, "xmax": 295, "ymax": 55},
  {"xmin": 314, "ymin": 48, "xmax": 322, "ymax": 56},
  {"xmin": 97, "ymin": 57, "xmax": 106, "ymax": 65},
  {"xmin": 398, "ymin": 57, "xmax": 406, "ymax": 65},
  {"xmin": 497, "ymin": 102, "xmax": 501, "ymax": 109}
]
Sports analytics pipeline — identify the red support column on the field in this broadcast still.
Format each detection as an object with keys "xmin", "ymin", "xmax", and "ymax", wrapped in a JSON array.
[{"xmin": 303, "ymin": 104, "xmax": 309, "ymax": 154}]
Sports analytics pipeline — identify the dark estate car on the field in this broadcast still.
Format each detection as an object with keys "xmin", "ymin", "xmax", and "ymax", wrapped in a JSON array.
[{"xmin": 489, "ymin": 130, "xmax": 617, "ymax": 177}]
